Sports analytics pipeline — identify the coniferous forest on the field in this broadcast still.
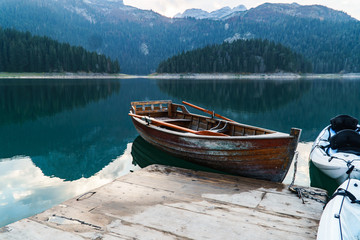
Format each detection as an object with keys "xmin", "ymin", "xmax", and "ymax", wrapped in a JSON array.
[
  {"xmin": 157, "ymin": 39, "xmax": 312, "ymax": 74},
  {"xmin": 0, "ymin": 28, "xmax": 120, "ymax": 73}
]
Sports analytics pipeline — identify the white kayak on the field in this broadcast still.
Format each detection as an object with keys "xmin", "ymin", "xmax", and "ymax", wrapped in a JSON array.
[
  {"xmin": 317, "ymin": 178, "xmax": 360, "ymax": 240},
  {"xmin": 310, "ymin": 115, "xmax": 360, "ymax": 184}
]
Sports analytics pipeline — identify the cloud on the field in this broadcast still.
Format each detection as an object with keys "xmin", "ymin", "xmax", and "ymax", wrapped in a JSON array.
[{"xmin": 0, "ymin": 144, "xmax": 138, "ymax": 227}]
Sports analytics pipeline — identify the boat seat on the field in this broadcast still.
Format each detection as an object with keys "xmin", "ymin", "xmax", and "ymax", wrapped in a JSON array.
[
  {"xmin": 330, "ymin": 115, "xmax": 359, "ymax": 132},
  {"xmin": 157, "ymin": 118, "xmax": 192, "ymax": 123},
  {"xmin": 330, "ymin": 129, "xmax": 360, "ymax": 154}
]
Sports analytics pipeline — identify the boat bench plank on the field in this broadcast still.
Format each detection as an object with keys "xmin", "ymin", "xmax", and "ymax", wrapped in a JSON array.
[
  {"xmin": 157, "ymin": 117, "xmax": 192, "ymax": 123},
  {"xmin": 131, "ymin": 100, "xmax": 172, "ymax": 106},
  {"xmin": 131, "ymin": 100, "xmax": 172, "ymax": 114},
  {"xmin": 1, "ymin": 165, "xmax": 324, "ymax": 239}
]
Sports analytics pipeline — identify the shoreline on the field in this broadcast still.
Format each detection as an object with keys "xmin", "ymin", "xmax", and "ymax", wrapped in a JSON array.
[
  {"xmin": 0, "ymin": 73, "xmax": 140, "ymax": 79},
  {"xmin": 1, "ymin": 72, "xmax": 360, "ymax": 79},
  {"xmin": 150, "ymin": 72, "xmax": 360, "ymax": 80}
]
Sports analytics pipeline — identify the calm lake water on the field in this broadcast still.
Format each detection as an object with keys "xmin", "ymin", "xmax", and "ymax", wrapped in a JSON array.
[{"xmin": 1, "ymin": 77, "xmax": 360, "ymax": 227}]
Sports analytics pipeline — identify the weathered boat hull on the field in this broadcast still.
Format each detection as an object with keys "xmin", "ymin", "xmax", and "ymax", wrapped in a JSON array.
[{"xmin": 131, "ymin": 117, "xmax": 300, "ymax": 182}]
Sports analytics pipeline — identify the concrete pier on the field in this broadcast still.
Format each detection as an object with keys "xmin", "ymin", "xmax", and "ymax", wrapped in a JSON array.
[{"xmin": 0, "ymin": 165, "xmax": 325, "ymax": 239}]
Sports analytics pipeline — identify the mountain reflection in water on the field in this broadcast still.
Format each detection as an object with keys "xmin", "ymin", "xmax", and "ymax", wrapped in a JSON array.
[{"xmin": 0, "ymin": 79, "xmax": 123, "ymax": 180}]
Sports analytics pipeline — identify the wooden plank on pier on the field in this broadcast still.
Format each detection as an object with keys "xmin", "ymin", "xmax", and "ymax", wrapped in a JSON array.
[{"xmin": 0, "ymin": 165, "xmax": 325, "ymax": 239}]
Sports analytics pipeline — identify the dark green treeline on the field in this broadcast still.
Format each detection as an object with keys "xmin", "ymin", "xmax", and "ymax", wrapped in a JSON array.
[
  {"xmin": 0, "ymin": 28, "xmax": 120, "ymax": 73},
  {"xmin": 157, "ymin": 39, "xmax": 312, "ymax": 74}
]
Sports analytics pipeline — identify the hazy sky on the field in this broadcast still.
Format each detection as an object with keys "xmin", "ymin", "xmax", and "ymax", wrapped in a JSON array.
[{"xmin": 123, "ymin": 0, "xmax": 360, "ymax": 20}]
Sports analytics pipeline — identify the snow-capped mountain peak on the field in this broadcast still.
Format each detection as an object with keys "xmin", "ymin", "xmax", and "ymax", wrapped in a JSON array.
[{"xmin": 174, "ymin": 5, "xmax": 247, "ymax": 20}]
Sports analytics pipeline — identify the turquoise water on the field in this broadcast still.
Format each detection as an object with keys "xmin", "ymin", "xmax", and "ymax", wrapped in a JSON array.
[{"xmin": 1, "ymin": 77, "xmax": 360, "ymax": 227}]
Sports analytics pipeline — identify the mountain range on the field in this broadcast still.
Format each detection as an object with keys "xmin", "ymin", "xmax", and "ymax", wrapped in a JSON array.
[
  {"xmin": 0, "ymin": 0, "xmax": 359, "ymax": 74},
  {"xmin": 240, "ymin": 3, "xmax": 354, "ymax": 22}
]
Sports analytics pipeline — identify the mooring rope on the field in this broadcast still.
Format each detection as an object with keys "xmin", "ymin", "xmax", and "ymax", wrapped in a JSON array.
[{"xmin": 288, "ymin": 151, "xmax": 328, "ymax": 204}]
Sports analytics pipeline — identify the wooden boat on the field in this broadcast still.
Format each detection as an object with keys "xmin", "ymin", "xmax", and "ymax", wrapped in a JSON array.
[{"xmin": 129, "ymin": 100, "xmax": 301, "ymax": 182}]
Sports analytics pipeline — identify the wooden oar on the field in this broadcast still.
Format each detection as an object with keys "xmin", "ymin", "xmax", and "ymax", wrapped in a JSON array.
[
  {"xmin": 182, "ymin": 101, "xmax": 236, "ymax": 122},
  {"xmin": 129, "ymin": 113, "xmax": 228, "ymax": 137}
]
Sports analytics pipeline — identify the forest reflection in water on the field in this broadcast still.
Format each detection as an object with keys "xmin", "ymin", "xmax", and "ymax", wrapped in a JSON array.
[
  {"xmin": 0, "ymin": 78, "xmax": 120, "ymax": 125},
  {"xmin": 157, "ymin": 78, "xmax": 310, "ymax": 113}
]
